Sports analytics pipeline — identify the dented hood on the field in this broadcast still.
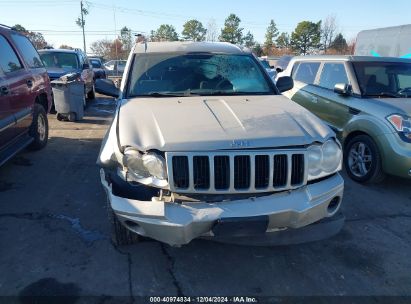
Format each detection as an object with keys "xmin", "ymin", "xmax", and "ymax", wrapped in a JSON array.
[{"xmin": 117, "ymin": 95, "xmax": 333, "ymax": 152}]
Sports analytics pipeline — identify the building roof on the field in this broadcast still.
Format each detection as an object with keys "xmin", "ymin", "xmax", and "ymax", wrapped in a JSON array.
[{"xmin": 133, "ymin": 41, "xmax": 250, "ymax": 55}]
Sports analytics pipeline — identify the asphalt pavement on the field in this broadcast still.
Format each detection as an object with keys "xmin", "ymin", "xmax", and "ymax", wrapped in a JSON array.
[{"xmin": 0, "ymin": 97, "xmax": 411, "ymax": 303}]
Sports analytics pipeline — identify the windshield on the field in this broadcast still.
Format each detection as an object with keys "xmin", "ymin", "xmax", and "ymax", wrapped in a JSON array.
[
  {"xmin": 39, "ymin": 52, "xmax": 79, "ymax": 70},
  {"xmin": 127, "ymin": 53, "xmax": 275, "ymax": 97},
  {"xmin": 90, "ymin": 59, "xmax": 102, "ymax": 68},
  {"xmin": 353, "ymin": 61, "xmax": 411, "ymax": 98}
]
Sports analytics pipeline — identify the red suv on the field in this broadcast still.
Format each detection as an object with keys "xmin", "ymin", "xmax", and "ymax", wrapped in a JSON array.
[{"xmin": 0, "ymin": 24, "xmax": 51, "ymax": 166}]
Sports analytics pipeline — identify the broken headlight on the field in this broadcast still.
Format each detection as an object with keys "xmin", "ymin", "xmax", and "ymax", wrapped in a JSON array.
[{"xmin": 123, "ymin": 148, "xmax": 168, "ymax": 188}]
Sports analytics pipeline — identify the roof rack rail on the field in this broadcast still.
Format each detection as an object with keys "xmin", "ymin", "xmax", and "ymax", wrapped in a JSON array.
[{"xmin": 0, "ymin": 24, "xmax": 12, "ymax": 29}]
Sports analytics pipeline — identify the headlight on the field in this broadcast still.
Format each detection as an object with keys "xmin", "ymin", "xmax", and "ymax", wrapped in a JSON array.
[
  {"xmin": 308, "ymin": 139, "xmax": 342, "ymax": 181},
  {"xmin": 123, "ymin": 148, "xmax": 168, "ymax": 188},
  {"xmin": 387, "ymin": 114, "xmax": 411, "ymax": 143}
]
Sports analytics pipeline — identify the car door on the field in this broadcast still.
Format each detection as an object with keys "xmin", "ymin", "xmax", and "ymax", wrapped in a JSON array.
[
  {"xmin": 0, "ymin": 65, "xmax": 14, "ymax": 149},
  {"xmin": 285, "ymin": 61, "xmax": 322, "ymax": 115},
  {"xmin": 10, "ymin": 33, "xmax": 44, "ymax": 134},
  {"xmin": 0, "ymin": 34, "xmax": 30, "ymax": 146},
  {"xmin": 309, "ymin": 62, "xmax": 353, "ymax": 136}
]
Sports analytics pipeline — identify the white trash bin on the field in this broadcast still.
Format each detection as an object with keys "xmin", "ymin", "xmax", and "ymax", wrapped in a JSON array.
[{"xmin": 51, "ymin": 79, "xmax": 85, "ymax": 122}]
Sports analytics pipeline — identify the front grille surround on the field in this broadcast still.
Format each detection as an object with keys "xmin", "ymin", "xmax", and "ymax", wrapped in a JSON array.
[{"xmin": 167, "ymin": 150, "xmax": 308, "ymax": 194}]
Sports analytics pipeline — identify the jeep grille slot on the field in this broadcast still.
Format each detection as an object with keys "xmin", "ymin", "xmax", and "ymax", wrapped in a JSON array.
[
  {"xmin": 273, "ymin": 155, "xmax": 288, "ymax": 187},
  {"xmin": 193, "ymin": 156, "xmax": 210, "ymax": 190},
  {"xmin": 167, "ymin": 151, "xmax": 307, "ymax": 194},
  {"xmin": 172, "ymin": 156, "xmax": 189, "ymax": 189},
  {"xmin": 214, "ymin": 156, "xmax": 230, "ymax": 190},
  {"xmin": 234, "ymin": 155, "xmax": 251, "ymax": 190},
  {"xmin": 255, "ymin": 155, "xmax": 270, "ymax": 189},
  {"xmin": 291, "ymin": 154, "xmax": 305, "ymax": 186}
]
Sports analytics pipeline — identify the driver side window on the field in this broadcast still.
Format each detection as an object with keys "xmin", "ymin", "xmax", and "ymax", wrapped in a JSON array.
[{"xmin": 318, "ymin": 63, "xmax": 349, "ymax": 90}]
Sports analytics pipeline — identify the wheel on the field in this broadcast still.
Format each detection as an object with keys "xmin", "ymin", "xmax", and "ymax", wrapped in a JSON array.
[
  {"xmin": 29, "ymin": 104, "xmax": 49, "ymax": 150},
  {"xmin": 87, "ymin": 84, "xmax": 96, "ymax": 100},
  {"xmin": 68, "ymin": 112, "xmax": 76, "ymax": 122},
  {"xmin": 56, "ymin": 113, "xmax": 64, "ymax": 121},
  {"xmin": 107, "ymin": 201, "xmax": 140, "ymax": 246},
  {"xmin": 344, "ymin": 134, "xmax": 385, "ymax": 183}
]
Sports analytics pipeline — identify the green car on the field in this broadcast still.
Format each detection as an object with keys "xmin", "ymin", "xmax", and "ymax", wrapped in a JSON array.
[{"xmin": 281, "ymin": 56, "xmax": 411, "ymax": 183}]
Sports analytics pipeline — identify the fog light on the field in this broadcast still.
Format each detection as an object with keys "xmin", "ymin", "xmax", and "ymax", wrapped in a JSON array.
[{"xmin": 327, "ymin": 197, "xmax": 341, "ymax": 215}]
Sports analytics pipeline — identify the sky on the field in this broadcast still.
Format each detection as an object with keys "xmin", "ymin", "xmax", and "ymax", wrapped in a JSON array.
[{"xmin": 0, "ymin": 0, "xmax": 410, "ymax": 54}]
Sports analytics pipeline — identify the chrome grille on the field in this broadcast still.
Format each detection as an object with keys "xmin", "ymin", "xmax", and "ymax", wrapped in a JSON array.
[{"xmin": 167, "ymin": 150, "xmax": 307, "ymax": 194}]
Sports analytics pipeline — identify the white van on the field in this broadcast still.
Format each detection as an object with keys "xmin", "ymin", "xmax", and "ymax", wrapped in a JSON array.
[{"xmin": 355, "ymin": 24, "xmax": 411, "ymax": 58}]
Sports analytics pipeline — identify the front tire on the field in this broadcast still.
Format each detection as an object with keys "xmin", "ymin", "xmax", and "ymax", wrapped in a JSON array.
[
  {"xmin": 29, "ymin": 104, "xmax": 48, "ymax": 150},
  {"xmin": 107, "ymin": 200, "xmax": 140, "ymax": 246},
  {"xmin": 344, "ymin": 134, "xmax": 385, "ymax": 183}
]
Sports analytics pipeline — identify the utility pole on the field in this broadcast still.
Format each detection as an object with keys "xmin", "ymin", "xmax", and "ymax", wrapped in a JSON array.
[
  {"xmin": 80, "ymin": 0, "xmax": 86, "ymax": 53},
  {"xmin": 113, "ymin": 5, "xmax": 118, "ymax": 61}
]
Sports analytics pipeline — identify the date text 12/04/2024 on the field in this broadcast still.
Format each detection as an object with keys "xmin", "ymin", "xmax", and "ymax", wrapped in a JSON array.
[{"xmin": 149, "ymin": 297, "xmax": 258, "ymax": 303}]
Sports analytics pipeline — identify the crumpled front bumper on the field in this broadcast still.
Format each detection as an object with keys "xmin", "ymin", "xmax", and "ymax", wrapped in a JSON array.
[{"xmin": 101, "ymin": 169, "xmax": 344, "ymax": 246}]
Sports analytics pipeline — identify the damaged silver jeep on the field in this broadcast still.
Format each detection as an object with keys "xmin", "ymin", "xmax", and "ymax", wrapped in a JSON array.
[{"xmin": 96, "ymin": 41, "xmax": 345, "ymax": 246}]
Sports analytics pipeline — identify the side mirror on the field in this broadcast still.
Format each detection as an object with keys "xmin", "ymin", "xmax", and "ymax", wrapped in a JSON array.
[
  {"xmin": 276, "ymin": 76, "xmax": 294, "ymax": 93},
  {"xmin": 95, "ymin": 79, "xmax": 119, "ymax": 98},
  {"xmin": 270, "ymin": 65, "xmax": 275, "ymax": 69},
  {"xmin": 276, "ymin": 67, "xmax": 283, "ymax": 73},
  {"xmin": 82, "ymin": 63, "xmax": 90, "ymax": 70},
  {"xmin": 334, "ymin": 83, "xmax": 352, "ymax": 96}
]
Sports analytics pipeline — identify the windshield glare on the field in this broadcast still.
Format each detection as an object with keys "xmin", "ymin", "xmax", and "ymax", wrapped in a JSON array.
[
  {"xmin": 353, "ymin": 61, "xmax": 411, "ymax": 98},
  {"xmin": 39, "ymin": 52, "xmax": 79, "ymax": 70},
  {"xmin": 128, "ymin": 53, "xmax": 274, "ymax": 97}
]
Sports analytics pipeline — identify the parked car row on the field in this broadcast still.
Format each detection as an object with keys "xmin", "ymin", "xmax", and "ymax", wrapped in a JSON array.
[{"xmin": 1, "ymin": 20, "xmax": 410, "ymax": 247}]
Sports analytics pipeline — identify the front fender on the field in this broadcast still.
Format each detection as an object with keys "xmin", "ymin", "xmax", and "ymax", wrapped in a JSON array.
[
  {"xmin": 342, "ymin": 114, "xmax": 394, "ymax": 146},
  {"xmin": 97, "ymin": 108, "xmax": 123, "ymax": 168}
]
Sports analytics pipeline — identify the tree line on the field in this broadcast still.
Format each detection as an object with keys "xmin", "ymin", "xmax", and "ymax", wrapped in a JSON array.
[
  {"xmin": 11, "ymin": 13, "xmax": 353, "ymax": 60},
  {"xmin": 91, "ymin": 14, "xmax": 352, "ymax": 60}
]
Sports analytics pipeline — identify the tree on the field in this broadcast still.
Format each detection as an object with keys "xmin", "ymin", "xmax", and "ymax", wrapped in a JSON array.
[
  {"xmin": 219, "ymin": 14, "xmax": 243, "ymax": 44},
  {"xmin": 290, "ymin": 21, "xmax": 322, "ymax": 55},
  {"xmin": 27, "ymin": 32, "xmax": 48, "ymax": 50},
  {"xmin": 59, "ymin": 45, "xmax": 74, "ymax": 50},
  {"xmin": 90, "ymin": 39, "xmax": 113, "ymax": 58},
  {"xmin": 243, "ymin": 31, "xmax": 255, "ymax": 48},
  {"xmin": 11, "ymin": 24, "xmax": 48, "ymax": 49},
  {"xmin": 90, "ymin": 39, "xmax": 127, "ymax": 59},
  {"xmin": 276, "ymin": 32, "xmax": 290, "ymax": 49},
  {"xmin": 120, "ymin": 26, "xmax": 133, "ymax": 53},
  {"xmin": 330, "ymin": 33, "xmax": 348, "ymax": 54},
  {"xmin": 264, "ymin": 20, "xmax": 279, "ymax": 53},
  {"xmin": 151, "ymin": 24, "xmax": 179, "ymax": 42},
  {"xmin": 252, "ymin": 43, "xmax": 264, "ymax": 57},
  {"xmin": 182, "ymin": 20, "xmax": 207, "ymax": 41},
  {"xmin": 206, "ymin": 19, "xmax": 218, "ymax": 42},
  {"xmin": 321, "ymin": 15, "xmax": 337, "ymax": 54}
]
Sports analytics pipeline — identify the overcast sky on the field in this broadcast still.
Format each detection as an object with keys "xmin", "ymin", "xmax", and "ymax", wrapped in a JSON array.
[{"xmin": 1, "ymin": 0, "xmax": 410, "ymax": 53}]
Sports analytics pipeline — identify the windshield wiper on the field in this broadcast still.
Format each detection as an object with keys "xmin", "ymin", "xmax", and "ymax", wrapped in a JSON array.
[
  {"xmin": 196, "ymin": 91, "xmax": 271, "ymax": 96},
  {"xmin": 137, "ymin": 91, "xmax": 200, "ymax": 97}
]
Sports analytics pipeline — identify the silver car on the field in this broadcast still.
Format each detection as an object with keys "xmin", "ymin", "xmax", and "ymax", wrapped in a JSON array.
[{"xmin": 96, "ymin": 42, "xmax": 344, "ymax": 246}]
